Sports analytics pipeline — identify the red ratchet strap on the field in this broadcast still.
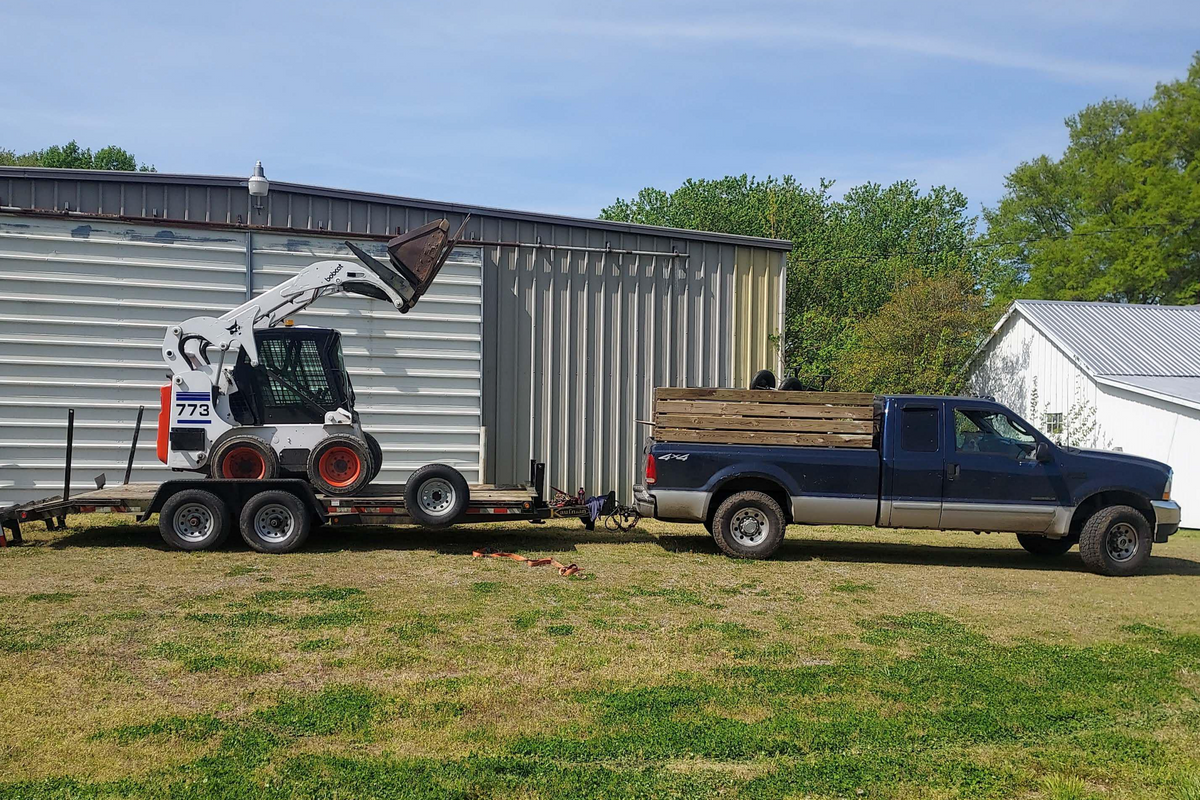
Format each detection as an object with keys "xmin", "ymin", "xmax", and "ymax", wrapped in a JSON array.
[{"xmin": 472, "ymin": 547, "xmax": 581, "ymax": 577}]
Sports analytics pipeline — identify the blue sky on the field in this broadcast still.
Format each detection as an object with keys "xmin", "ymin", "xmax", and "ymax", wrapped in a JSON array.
[{"xmin": 3, "ymin": 1, "xmax": 1197, "ymax": 219}]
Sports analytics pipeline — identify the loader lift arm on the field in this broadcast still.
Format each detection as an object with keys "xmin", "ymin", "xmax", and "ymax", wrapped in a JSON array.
[{"xmin": 162, "ymin": 218, "xmax": 465, "ymax": 388}]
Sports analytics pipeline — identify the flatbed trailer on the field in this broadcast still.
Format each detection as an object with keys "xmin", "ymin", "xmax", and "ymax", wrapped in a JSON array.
[{"xmin": 0, "ymin": 461, "xmax": 609, "ymax": 553}]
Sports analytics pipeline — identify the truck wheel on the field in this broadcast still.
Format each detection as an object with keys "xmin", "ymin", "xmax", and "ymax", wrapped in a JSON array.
[
  {"xmin": 404, "ymin": 463, "xmax": 470, "ymax": 529},
  {"xmin": 211, "ymin": 435, "xmax": 279, "ymax": 480},
  {"xmin": 364, "ymin": 432, "xmax": 384, "ymax": 482},
  {"xmin": 1016, "ymin": 533, "xmax": 1075, "ymax": 557},
  {"xmin": 159, "ymin": 489, "xmax": 232, "ymax": 551},
  {"xmin": 238, "ymin": 490, "xmax": 312, "ymax": 554},
  {"xmin": 711, "ymin": 491, "xmax": 786, "ymax": 559},
  {"xmin": 307, "ymin": 435, "xmax": 373, "ymax": 496},
  {"xmin": 1079, "ymin": 505, "xmax": 1152, "ymax": 576}
]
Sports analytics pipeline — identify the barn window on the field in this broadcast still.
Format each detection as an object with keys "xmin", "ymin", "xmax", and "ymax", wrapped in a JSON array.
[{"xmin": 1042, "ymin": 412, "xmax": 1063, "ymax": 435}]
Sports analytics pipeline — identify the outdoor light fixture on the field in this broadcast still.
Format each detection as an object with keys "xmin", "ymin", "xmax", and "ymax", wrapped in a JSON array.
[{"xmin": 247, "ymin": 160, "xmax": 269, "ymax": 214}]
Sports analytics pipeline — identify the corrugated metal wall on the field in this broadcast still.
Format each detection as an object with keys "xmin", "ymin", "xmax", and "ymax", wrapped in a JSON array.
[
  {"xmin": 0, "ymin": 213, "xmax": 482, "ymax": 506},
  {"xmin": 479, "ymin": 221, "xmax": 786, "ymax": 501},
  {"xmin": 0, "ymin": 168, "xmax": 791, "ymax": 504}
]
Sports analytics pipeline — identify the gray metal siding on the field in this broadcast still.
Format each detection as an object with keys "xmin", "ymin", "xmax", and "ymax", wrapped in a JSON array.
[{"xmin": 0, "ymin": 213, "xmax": 482, "ymax": 506}]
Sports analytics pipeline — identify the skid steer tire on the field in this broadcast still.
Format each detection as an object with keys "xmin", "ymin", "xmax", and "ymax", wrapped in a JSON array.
[
  {"xmin": 159, "ymin": 489, "xmax": 232, "ymax": 551},
  {"xmin": 211, "ymin": 435, "xmax": 279, "ymax": 481},
  {"xmin": 404, "ymin": 463, "xmax": 470, "ymax": 529},
  {"xmin": 364, "ymin": 432, "xmax": 384, "ymax": 483},
  {"xmin": 308, "ymin": 436, "xmax": 374, "ymax": 496},
  {"xmin": 239, "ymin": 490, "xmax": 312, "ymax": 554}
]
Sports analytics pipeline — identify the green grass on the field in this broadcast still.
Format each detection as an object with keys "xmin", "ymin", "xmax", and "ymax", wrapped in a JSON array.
[{"xmin": 2, "ymin": 519, "xmax": 1199, "ymax": 798}]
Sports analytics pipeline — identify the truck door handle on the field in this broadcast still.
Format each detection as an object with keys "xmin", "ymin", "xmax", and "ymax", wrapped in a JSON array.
[{"xmin": 947, "ymin": 463, "xmax": 960, "ymax": 480}]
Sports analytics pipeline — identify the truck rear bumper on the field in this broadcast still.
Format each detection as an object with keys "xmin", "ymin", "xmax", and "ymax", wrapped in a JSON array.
[
  {"xmin": 633, "ymin": 485, "xmax": 655, "ymax": 518},
  {"xmin": 1152, "ymin": 499, "xmax": 1181, "ymax": 542},
  {"xmin": 634, "ymin": 485, "xmax": 709, "ymax": 521}
]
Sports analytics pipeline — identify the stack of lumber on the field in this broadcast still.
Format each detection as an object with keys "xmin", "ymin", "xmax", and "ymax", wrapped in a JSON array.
[{"xmin": 653, "ymin": 387, "xmax": 876, "ymax": 448}]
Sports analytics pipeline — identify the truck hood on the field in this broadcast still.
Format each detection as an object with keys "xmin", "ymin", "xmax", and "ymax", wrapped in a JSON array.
[{"xmin": 1060, "ymin": 446, "xmax": 1171, "ymax": 475}]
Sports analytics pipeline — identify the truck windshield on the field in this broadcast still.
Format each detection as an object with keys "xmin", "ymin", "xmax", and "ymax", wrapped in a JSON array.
[{"xmin": 954, "ymin": 409, "xmax": 1037, "ymax": 458}]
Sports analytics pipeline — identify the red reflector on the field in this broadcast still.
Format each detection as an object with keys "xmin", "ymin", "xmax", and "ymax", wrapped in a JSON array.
[{"xmin": 645, "ymin": 453, "xmax": 657, "ymax": 485}]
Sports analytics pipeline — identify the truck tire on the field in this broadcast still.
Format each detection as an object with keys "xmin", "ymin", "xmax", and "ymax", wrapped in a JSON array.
[
  {"xmin": 1078, "ymin": 505, "xmax": 1152, "ymax": 577},
  {"xmin": 364, "ymin": 432, "xmax": 384, "ymax": 482},
  {"xmin": 307, "ymin": 435, "xmax": 374, "ymax": 496},
  {"xmin": 1016, "ymin": 533, "xmax": 1075, "ymax": 557},
  {"xmin": 404, "ymin": 463, "xmax": 470, "ymax": 529},
  {"xmin": 159, "ymin": 489, "xmax": 232, "ymax": 551},
  {"xmin": 711, "ymin": 491, "xmax": 786, "ymax": 559},
  {"xmin": 238, "ymin": 490, "xmax": 312, "ymax": 554},
  {"xmin": 211, "ymin": 435, "xmax": 279, "ymax": 481}
]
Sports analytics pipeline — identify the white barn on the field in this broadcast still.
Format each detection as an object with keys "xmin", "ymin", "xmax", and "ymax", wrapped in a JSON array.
[{"xmin": 968, "ymin": 300, "xmax": 1200, "ymax": 529}]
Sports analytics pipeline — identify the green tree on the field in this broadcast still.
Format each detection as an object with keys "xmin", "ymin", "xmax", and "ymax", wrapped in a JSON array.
[
  {"xmin": 0, "ymin": 140, "xmax": 155, "ymax": 171},
  {"xmin": 601, "ymin": 176, "xmax": 986, "ymax": 388},
  {"xmin": 831, "ymin": 270, "xmax": 990, "ymax": 395},
  {"xmin": 984, "ymin": 52, "xmax": 1200, "ymax": 305}
]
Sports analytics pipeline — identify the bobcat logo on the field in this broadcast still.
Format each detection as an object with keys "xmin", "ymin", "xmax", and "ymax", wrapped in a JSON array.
[{"xmin": 325, "ymin": 263, "xmax": 345, "ymax": 281}]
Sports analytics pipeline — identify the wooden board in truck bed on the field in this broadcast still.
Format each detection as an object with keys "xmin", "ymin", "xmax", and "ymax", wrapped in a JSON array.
[{"xmin": 653, "ymin": 387, "xmax": 876, "ymax": 448}]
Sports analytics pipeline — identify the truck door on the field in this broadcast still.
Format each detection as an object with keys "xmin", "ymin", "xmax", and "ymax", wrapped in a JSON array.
[
  {"xmin": 940, "ymin": 403, "xmax": 1060, "ymax": 532},
  {"xmin": 883, "ymin": 401, "xmax": 944, "ymax": 528}
]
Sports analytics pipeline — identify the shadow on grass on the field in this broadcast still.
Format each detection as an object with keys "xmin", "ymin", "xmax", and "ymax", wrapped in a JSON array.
[
  {"xmin": 656, "ymin": 530, "xmax": 1200, "ymax": 576},
  {"xmin": 32, "ymin": 521, "xmax": 1200, "ymax": 576}
]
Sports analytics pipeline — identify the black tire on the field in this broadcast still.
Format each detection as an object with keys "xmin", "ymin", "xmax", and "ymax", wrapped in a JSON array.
[
  {"xmin": 307, "ymin": 435, "xmax": 374, "ymax": 496},
  {"xmin": 1016, "ymin": 533, "xmax": 1075, "ymax": 557},
  {"xmin": 364, "ymin": 432, "xmax": 384, "ymax": 482},
  {"xmin": 404, "ymin": 463, "xmax": 470, "ymax": 529},
  {"xmin": 711, "ymin": 491, "xmax": 786, "ymax": 559},
  {"xmin": 238, "ymin": 490, "xmax": 312, "ymax": 554},
  {"xmin": 750, "ymin": 369, "xmax": 777, "ymax": 390},
  {"xmin": 210, "ymin": 434, "xmax": 279, "ymax": 481},
  {"xmin": 778, "ymin": 376, "xmax": 804, "ymax": 391},
  {"xmin": 1078, "ymin": 505, "xmax": 1153, "ymax": 576},
  {"xmin": 159, "ymin": 489, "xmax": 232, "ymax": 551}
]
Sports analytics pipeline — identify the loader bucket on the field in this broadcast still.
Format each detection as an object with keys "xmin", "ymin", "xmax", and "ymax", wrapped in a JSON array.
[{"xmin": 386, "ymin": 218, "xmax": 466, "ymax": 311}]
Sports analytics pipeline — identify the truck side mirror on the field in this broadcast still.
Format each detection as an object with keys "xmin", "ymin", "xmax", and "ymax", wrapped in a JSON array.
[{"xmin": 1035, "ymin": 441, "xmax": 1052, "ymax": 463}]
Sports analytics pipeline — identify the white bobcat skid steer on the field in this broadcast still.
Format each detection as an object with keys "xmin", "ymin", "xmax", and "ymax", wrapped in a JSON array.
[{"xmin": 156, "ymin": 219, "xmax": 464, "ymax": 495}]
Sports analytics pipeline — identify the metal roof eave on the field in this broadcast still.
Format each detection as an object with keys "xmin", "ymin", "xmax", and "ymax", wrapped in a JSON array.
[{"xmin": 0, "ymin": 166, "xmax": 795, "ymax": 252}]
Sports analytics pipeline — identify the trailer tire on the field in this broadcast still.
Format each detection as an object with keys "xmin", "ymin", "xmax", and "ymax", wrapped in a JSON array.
[
  {"xmin": 238, "ymin": 490, "xmax": 311, "ymax": 554},
  {"xmin": 159, "ymin": 489, "xmax": 232, "ymax": 551},
  {"xmin": 1079, "ymin": 505, "xmax": 1152, "ymax": 576},
  {"xmin": 404, "ymin": 463, "xmax": 470, "ymax": 529},
  {"xmin": 364, "ymin": 432, "xmax": 384, "ymax": 482},
  {"xmin": 1016, "ymin": 533, "xmax": 1075, "ymax": 557},
  {"xmin": 308, "ymin": 436, "xmax": 373, "ymax": 496},
  {"xmin": 211, "ymin": 435, "xmax": 279, "ymax": 481},
  {"xmin": 711, "ymin": 491, "xmax": 786, "ymax": 559}
]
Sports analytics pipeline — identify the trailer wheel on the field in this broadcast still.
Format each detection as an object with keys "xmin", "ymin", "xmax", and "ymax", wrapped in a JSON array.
[
  {"xmin": 211, "ymin": 435, "xmax": 279, "ymax": 481},
  {"xmin": 711, "ymin": 491, "xmax": 786, "ymax": 559},
  {"xmin": 238, "ymin": 490, "xmax": 312, "ymax": 554},
  {"xmin": 1079, "ymin": 505, "xmax": 1152, "ymax": 576},
  {"xmin": 308, "ymin": 436, "xmax": 373, "ymax": 496},
  {"xmin": 364, "ymin": 432, "xmax": 384, "ymax": 482},
  {"xmin": 404, "ymin": 463, "xmax": 470, "ymax": 528},
  {"xmin": 1016, "ymin": 533, "xmax": 1075, "ymax": 557},
  {"xmin": 159, "ymin": 489, "xmax": 232, "ymax": 551}
]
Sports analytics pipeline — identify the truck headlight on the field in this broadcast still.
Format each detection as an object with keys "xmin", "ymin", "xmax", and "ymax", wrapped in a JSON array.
[{"xmin": 1164, "ymin": 470, "xmax": 1173, "ymax": 501}]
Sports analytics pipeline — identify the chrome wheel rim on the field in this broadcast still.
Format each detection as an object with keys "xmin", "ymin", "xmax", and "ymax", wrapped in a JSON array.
[
  {"xmin": 254, "ymin": 503, "xmax": 295, "ymax": 543},
  {"xmin": 174, "ymin": 503, "xmax": 214, "ymax": 542},
  {"xmin": 1107, "ymin": 522, "xmax": 1139, "ymax": 562},
  {"xmin": 730, "ymin": 508, "xmax": 769, "ymax": 546},
  {"xmin": 419, "ymin": 478, "xmax": 456, "ymax": 517}
]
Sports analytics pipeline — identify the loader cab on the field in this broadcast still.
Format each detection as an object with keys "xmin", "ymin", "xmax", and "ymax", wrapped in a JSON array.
[{"xmin": 229, "ymin": 327, "xmax": 356, "ymax": 425}]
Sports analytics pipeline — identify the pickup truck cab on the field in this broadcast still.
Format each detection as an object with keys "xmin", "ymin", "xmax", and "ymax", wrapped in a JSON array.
[{"xmin": 635, "ymin": 395, "xmax": 1180, "ymax": 576}]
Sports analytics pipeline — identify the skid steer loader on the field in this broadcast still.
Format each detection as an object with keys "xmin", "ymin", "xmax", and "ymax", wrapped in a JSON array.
[{"xmin": 157, "ymin": 218, "xmax": 465, "ymax": 495}]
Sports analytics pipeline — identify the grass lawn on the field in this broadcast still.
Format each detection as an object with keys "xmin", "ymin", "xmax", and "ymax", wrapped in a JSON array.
[{"xmin": 1, "ymin": 515, "xmax": 1199, "ymax": 799}]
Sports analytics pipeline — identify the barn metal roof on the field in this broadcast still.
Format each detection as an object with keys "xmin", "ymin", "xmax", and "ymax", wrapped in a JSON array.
[
  {"xmin": 1013, "ymin": 300, "xmax": 1200, "ymax": 378},
  {"xmin": 985, "ymin": 299, "xmax": 1200, "ymax": 408}
]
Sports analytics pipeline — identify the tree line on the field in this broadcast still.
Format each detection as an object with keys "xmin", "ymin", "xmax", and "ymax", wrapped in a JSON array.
[{"xmin": 601, "ymin": 53, "xmax": 1200, "ymax": 395}]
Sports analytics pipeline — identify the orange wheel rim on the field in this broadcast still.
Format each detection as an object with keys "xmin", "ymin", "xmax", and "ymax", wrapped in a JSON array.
[
  {"xmin": 319, "ymin": 446, "xmax": 362, "ymax": 488},
  {"xmin": 221, "ymin": 446, "xmax": 266, "ymax": 479}
]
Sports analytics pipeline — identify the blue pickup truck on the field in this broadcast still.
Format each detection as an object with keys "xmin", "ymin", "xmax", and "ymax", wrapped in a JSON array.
[{"xmin": 635, "ymin": 394, "xmax": 1180, "ymax": 576}]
